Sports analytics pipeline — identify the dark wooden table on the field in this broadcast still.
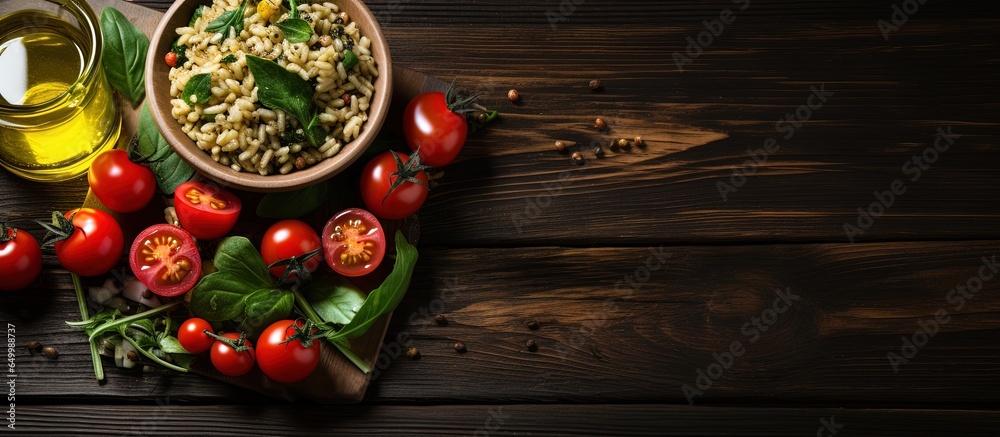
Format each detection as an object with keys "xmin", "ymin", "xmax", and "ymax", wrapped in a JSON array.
[{"xmin": 2, "ymin": 0, "xmax": 999, "ymax": 435}]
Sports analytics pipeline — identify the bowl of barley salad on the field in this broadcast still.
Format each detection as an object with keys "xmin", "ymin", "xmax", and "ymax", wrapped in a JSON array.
[{"xmin": 145, "ymin": 0, "xmax": 392, "ymax": 192}]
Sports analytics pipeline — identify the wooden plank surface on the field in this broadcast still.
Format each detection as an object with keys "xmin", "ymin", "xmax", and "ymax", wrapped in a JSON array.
[{"xmin": 1, "ymin": 0, "xmax": 998, "ymax": 434}]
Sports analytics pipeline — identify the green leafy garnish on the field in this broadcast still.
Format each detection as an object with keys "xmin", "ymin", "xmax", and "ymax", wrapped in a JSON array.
[
  {"xmin": 276, "ymin": 18, "xmax": 313, "ymax": 44},
  {"xmin": 190, "ymin": 5, "xmax": 205, "ymax": 27},
  {"xmin": 206, "ymin": 0, "xmax": 248, "ymax": 37},
  {"xmin": 137, "ymin": 104, "xmax": 195, "ymax": 194},
  {"xmin": 256, "ymin": 182, "xmax": 329, "ymax": 219},
  {"xmin": 328, "ymin": 232, "xmax": 419, "ymax": 340},
  {"xmin": 302, "ymin": 279, "xmax": 366, "ymax": 325},
  {"xmin": 171, "ymin": 40, "xmax": 189, "ymax": 66},
  {"xmin": 181, "ymin": 73, "xmax": 212, "ymax": 105},
  {"xmin": 99, "ymin": 7, "xmax": 149, "ymax": 105},
  {"xmin": 221, "ymin": 54, "xmax": 238, "ymax": 64},
  {"xmin": 245, "ymin": 55, "xmax": 324, "ymax": 147},
  {"xmin": 342, "ymin": 50, "xmax": 359, "ymax": 70},
  {"xmin": 288, "ymin": 0, "xmax": 300, "ymax": 19}
]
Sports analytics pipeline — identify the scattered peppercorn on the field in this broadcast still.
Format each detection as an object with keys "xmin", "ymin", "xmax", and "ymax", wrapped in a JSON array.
[
  {"xmin": 434, "ymin": 314, "xmax": 448, "ymax": 326},
  {"xmin": 26, "ymin": 341, "xmax": 42, "ymax": 352},
  {"xmin": 319, "ymin": 34, "xmax": 333, "ymax": 47},
  {"xmin": 618, "ymin": 138, "xmax": 630, "ymax": 149},
  {"xmin": 454, "ymin": 342, "xmax": 466, "ymax": 353},
  {"xmin": 405, "ymin": 347, "xmax": 420, "ymax": 359},
  {"xmin": 527, "ymin": 319, "xmax": 540, "ymax": 330},
  {"xmin": 338, "ymin": 12, "xmax": 350, "ymax": 23},
  {"xmin": 634, "ymin": 135, "xmax": 645, "ymax": 148},
  {"xmin": 475, "ymin": 111, "xmax": 489, "ymax": 125},
  {"xmin": 609, "ymin": 139, "xmax": 619, "ymax": 151},
  {"xmin": 295, "ymin": 156, "xmax": 307, "ymax": 170},
  {"xmin": 508, "ymin": 89, "xmax": 520, "ymax": 103},
  {"xmin": 572, "ymin": 152, "xmax": 584, "ymax": 165},
  {"xmin": 594, "ymin": 145, "xmax": 605, "ymax": 158},
  {"xmin": 555, "ymin": 140, "xmax": 567, "ymax": 152},
  {"xmin": 42, "ymin": 346, "xmax": 58, "ymax": 360},
  {"xmin": 342, "ymin": 93, "xmax": 352, "ymax": 105},
  {"xmin": 589, "ymin": 79, "xmax": 602, "ymax": 90},
  {"xmin": 141, "ymin": 289, "xmax": 153, "ymax": 300},
  {"xmin": 526, "ymin": 340, "xmax": 538, "ymax": 352},
  {"xmin": 594, "ymin": 117, "xmax": 607, "ymax": 130},
  {"xmin": 126, "ymin": 351, "xmax": 139, "ymax": 363}
]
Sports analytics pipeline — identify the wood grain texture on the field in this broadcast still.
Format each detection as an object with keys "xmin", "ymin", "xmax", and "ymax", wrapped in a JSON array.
[
  {"xmin": 12, "ymin": 404, "xmax": 1000, "ymax": 436},
  {"xmin": 5, "ymin": 241, "xmax": 999, "ymax": 405}
]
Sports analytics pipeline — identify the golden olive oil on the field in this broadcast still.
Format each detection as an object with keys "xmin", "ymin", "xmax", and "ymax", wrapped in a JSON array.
[{"xmin": 0, "ymin": 9, "xmax": 120, "ymax": 182}]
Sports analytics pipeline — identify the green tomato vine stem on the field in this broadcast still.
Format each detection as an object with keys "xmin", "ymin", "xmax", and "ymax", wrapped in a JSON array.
[{"xmin": 72, "ymin": 274, "xmax": 105, "ymax": 382}]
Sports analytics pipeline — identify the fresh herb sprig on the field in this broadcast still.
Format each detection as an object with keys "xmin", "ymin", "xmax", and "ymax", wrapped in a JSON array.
[
  {"xmin": 245, "ymin": 55, "xmax": 325, "ymax": 147},
  {"xmin": 206, "ymin": 0, "xmax": 249, "ymax": 37},
  {"xmin": 100, "ymin": 7, "xmax": 149, "ymax": 105}
]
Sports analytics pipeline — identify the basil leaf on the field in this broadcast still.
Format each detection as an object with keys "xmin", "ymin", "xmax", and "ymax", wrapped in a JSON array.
[
  {"xmin": 100, "ymin": 7, "xmax": 148, "ymax": 105},
  {"xmin": 276, "ymin": 18, "xmax": 313, "ymax": 44},
  {"xmin": 206, "ymin": 0, "xmax": 248, "ymax": 36},
  {"xmin": 211, "ymin": 237, "xmax": 273, "ymax": 288},
  {"xmin": 189, "ymin": 5, "xmax": 205, "ymax": 27},
  {"xmin": 221, "ymin": 54, "xmax": 238, "ymax": 64},
  {"xmin": 181, "ymin": 73, "xmax": 212, "ymax": 105},
  {"xmin": 288, "ymin": 0, "xmax": 300, "ymax": 19},
  {"xmin": 189, "ymin": 272, "xmax": 254, "ymax": 321},
  {"xmin": 303, "ymin": 279, "xmax": 366, "ymax": 325},
  {"xmin": 242, "ymin": 289, "xmax": 294, "ymax": 335},
  {"xmin": 245, "ymin": 55, "xmax": 322, "ymax": 147},
  {"xmin": 330, "ymin": 231, "xmax": 418, "ymax": 340},
  {"xmin": 342, "ymin": 50, "xmax": 359, "ymax": 70},
  {"xmin": 158, "ymin": 336, "xmax": 191, "ymax": 355},
  {"xmin": 256, "ymin": 182, "xmax": 329, "ymax": 219},
  {"xmin": 137, "ymin": 104, "xmax": 195, "ymax": 194}
]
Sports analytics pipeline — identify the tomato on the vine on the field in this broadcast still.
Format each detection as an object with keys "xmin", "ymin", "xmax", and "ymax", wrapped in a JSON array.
[
  {"xmin": 38, "ymin": 208, "xmax": 124, "ymax": 277},
  {"xmin": 256, "ymin": 320, "xmax": 321, "ymax": 384},
  {"xmin": 129, "ymin": 224, "xmax": 202, "ymax": 297},
  {"xmin": 178, "ymin": 318, "xmax": 215, "ymax": 354},
  {"xmin": 360, "ymin": 151, "xmax": 429, "ymax": 220},
  {"xmin": 403, "ymin": 91, "xmax": 469, "ymax": 167},
  {"xmin": 174, "ymin": 181, "xmax": 242, "ymax": 241},
  {"xmin": 322, "ymin": 208, "xmax": 385, "ymax": 277},
  {"xmin": 0, "ymin": 224, "xmax": 42, "ymax": 291},
  {"xmin": 210, "ymin": 332, "xmax": 255, "ymax": 377},
  {"xmin": 88, "ymin": 149, "xmax": 156, "ymax": 213},
  {"xmin": 260, "ymin": 220, "xmax": 322, "ymax": 280}
]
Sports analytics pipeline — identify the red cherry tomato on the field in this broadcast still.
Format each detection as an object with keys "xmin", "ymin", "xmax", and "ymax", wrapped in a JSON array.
[
  {"xmin": 178, "ymin": 318, "xmax": 215, "ymax": 354},
  {"xmin": 174, "ymin": 181, "xmax": 242, "ymax": 241},
  {"xmin": 322, "ymin": 208, "xmax": 385, "ymax": 277},
  {"xmin": 360, "ymin": 151, "xmax": 428, "ymax": 220},
  {"xmin": 88, "ymin": 149, "xmax": 156, "ymax": 213},
  {"xmin": 129, "ymin": 224, "xmax": 202, "ymax": 297},
  {"xmin": 256, "ymin": 320, "xmax": 321, "ymax": 384},
  {"xmin": 52, "ymin": 208, "xmax": 124, "ymax": 277},
  {"xmin": 403, "ymin": 91, "xmax": 469, "ymax": 167},
  {"xmin": 165, "ymin": 51, "xmax": 178, "ymax": 68},
  {"xmin": 0, "ymin": 225, "xmax": 42, "ymax": 291},
  {"xmin": 260, "ymin": 220, "xmax": 322, "ymax": 280},
  {"xmin": 210, "ymin": 332, "xmax": 255, "ymax": 377}
]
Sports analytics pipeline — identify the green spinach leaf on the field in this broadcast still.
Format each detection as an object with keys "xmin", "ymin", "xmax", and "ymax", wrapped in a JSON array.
[
  {"xmin": 189, "ymin": 272, "xmax": 256, "ymax": 321},
  {"xmin": 190, "ymin": 5, "xmax": 205, "ymax": 27},
  {"xmin": 245, "ymin": 55, "xmax": 323, "ymax": 147},
  {"xmin": 181, "ymin": 73, "xmax": 212, "ymax": 105},
  {"xmin": 206, "ymin": 0, "xmax": 248, "ymax": 36},
  {"xmin": 158, "ymin": 335, "xmax": 191, "ymax": 355},
  {"xmin": 342, "ymin": 50, "xmax": 359, "ymax": 70},
  {"xmin": 242, "ymin": 288, "xmax": 294, "ymax": 335},
  {"xmin": 221, "ymin": 54, "xmax": 238, "ymax": 64},
  {"xmin": 329, "ymin": 231, "xmax": 418, "ymax": 340},
  {"xmin": 303, "ymin": 279, "xmax": 366, "ymax": 325},
  {"xmin": 276, "ymin": 18, "xmax": 313, "ymax": 44},
  {"xmin": 288, "ymin": 0, "xmax": 300, "ymax": 19},
  {"xmin": 100, "ymin": 7, "xmax": 148, "ymax": 105},
  {"xmin": 256, "ymin": 182, "xmax": 329, "ymax": 219},
  {"xmin": 137, "ymin": 104, "xmax": 195, "ymax": 194},
  {"xmin": 189, "ymin": 237, "xmax": 285, "ymax": 323},
  {"xmin": 212, "ymin": 237, "xmax": 273, "ymax": 288}
]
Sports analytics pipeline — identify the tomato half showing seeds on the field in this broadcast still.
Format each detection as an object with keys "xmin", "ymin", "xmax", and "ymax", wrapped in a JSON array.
[
  {"xmin": 88, "ymin": 149, "xmax": 156, "ymax": 213},
  {"xmin": 210, "ymin": 332, "xmax": 255, "ymax": 377},
  {"xmin": 256, "ymin": 320, "xmax": 321, "ymax": 384},
  {"xmin": 129, "ymin": 224, "xmax": 202, "ymax": 297},
  {"xmin": 260, "ymin": 220, "xmax": 322, "ymax": 279},
  {"xmin": 178, "ymin": 318, "xmax": 215, "ymax": 354},
  {"xmin": 322, "ymin": 208, "xmax": 386, "ymax": 277},
  {"xmin": 52, "ymin": 208, "xmax": 125, "ymax": 277},
  {"xmin": 0, "ymin": 225, "xmax": 42, "ymax": 291},
  {"xmin": 174, "ymin": 181, "xmax": 242, "ymax": 241}
]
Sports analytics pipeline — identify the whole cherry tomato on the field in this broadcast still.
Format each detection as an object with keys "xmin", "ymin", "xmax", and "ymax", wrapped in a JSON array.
[
  {"xmin": 0, "ymin": 224, "xmax": 42, "ymax": 291},
  {"xmin": 88, "ymin": 149, "xmax": 156, "ymax": 213}
]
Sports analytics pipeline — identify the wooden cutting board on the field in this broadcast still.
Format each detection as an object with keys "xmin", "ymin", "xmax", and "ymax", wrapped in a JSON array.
[{"xmin": 76, "ymin": 0, "xmax": 447, "ymax": 403}]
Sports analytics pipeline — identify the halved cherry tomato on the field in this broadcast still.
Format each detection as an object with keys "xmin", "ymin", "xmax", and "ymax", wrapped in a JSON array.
[
  {"xmin": 174, "ymin": 181, "xmax": 242, "ymax": 241},
  {"xmin": 178, "ymin": 318, "xmax": 215, "ymax": 354},
  {"xmin": 210, "ymin": 332, "xmax": 255, "ymax": 377},
  {"xmin": 322, "ymin": 208, "xmax": 385, "ymax": 277},
  {"xmin": 261, "ymin": 220, "xmax": 322, "ymax": 280},
  {"xmin": 129, "ymin": 224, "xmax": 202, "ymax": 297},
  {"xmin": 0, "ymin": 224, "xmax": 42, "ymax": 291},
  {"xmin": 88, "ymin": 149, "xmax": 156, "ymax": 213}
]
